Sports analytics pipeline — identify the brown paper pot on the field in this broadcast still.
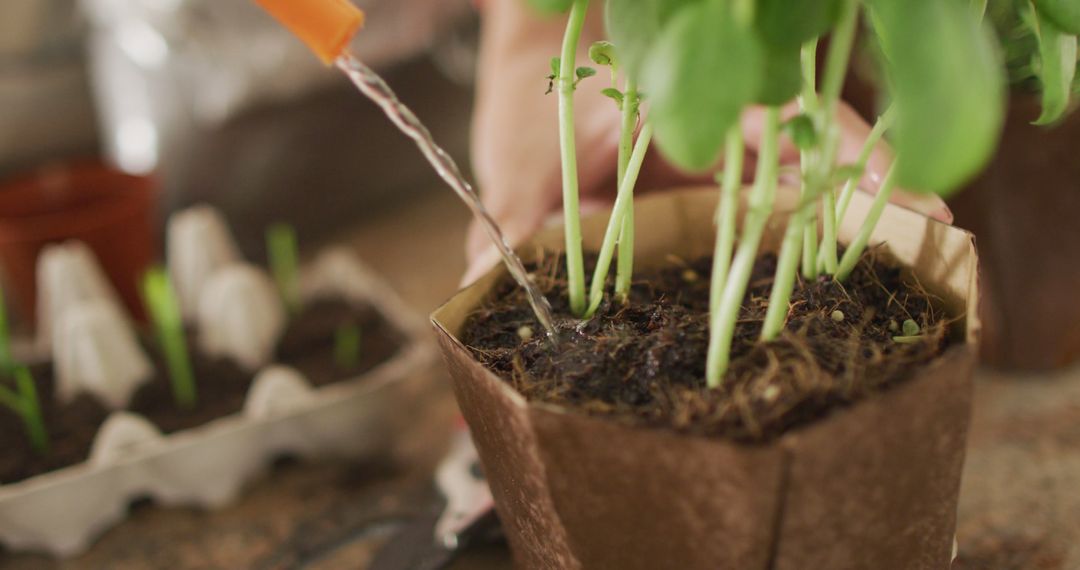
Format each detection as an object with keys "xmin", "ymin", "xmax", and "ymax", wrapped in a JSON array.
[
  {"xmin": 433, "ymin": 187, "xmax": 979, "ymax": 570},
  {"xmin": 0, "ymin": 160, "xmax": 156, "ymax": 322}
]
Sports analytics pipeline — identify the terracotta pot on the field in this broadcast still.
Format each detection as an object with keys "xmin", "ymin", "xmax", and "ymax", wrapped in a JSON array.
[
  {"xmin": 0, "ymin": 160, "xmax": 156, "ymax": 323},
  {"xmin": 433, "ymin": 187, "xmax": 979, "ymax": 569},
  {"xmin": 948, "ymin": 95, "xmax": 1080, "ymax": 370}
]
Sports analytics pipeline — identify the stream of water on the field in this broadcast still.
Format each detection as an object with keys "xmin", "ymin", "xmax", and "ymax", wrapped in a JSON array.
[{"xmin": 334, "ymin": 51, "xmax": 558, "ymax": 339}]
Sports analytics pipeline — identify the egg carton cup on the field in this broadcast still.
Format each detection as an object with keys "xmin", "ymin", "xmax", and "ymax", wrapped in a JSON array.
[{"xmin": 0, "ymin": 247, "xmax": 435, "ymax": 557}]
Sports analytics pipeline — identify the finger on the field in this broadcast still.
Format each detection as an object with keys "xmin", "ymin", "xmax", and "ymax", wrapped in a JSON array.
[{"xmin": 834, "ymin": 103, "xmax": 953, "ymax": 223}]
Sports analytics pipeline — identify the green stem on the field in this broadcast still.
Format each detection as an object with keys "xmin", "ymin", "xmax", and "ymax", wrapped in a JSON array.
[
  {"xmin": 706, "ymin": 108, "xmax": 781, "ymax": 388},
  {"xmin": 0, "ymin": 284, "xmax": 11, "ymax": 374},
  {"xmin": 799, "ymin": 41, "xmax": 820, "ymax": 280},
  {"xmin": 267, "ymin": 224, "xmax": 301, "ymax": 317},
  {"xmin": 801, "ymin": 150, "xmax": 820, "ymax": 281},
  {"xmin": 762, "ymin": 205, "xmax": 812, "ymax": 341},
  {"xmin": 835, "ymin": 163, "xmax": 898, "ymax": 282},
  {"xmin": 614, "ymin": 78, "xmax": 640, "ymax": 301},
  {"xmin": 813, "ymin": 0, "xmax": 858, "ymax": 276},
  {"xmin": 334, "ymin": 322, "xmax": 362, "ymax": 370},
  {"xmin": 0, "ymin": 367, "xmax": 49, "ymax": 453},
  {"xmin": 558, "ymin": 0, "xmax": 591, "ymax": 317},
  {"xmin": 834, "ymin": 106, "xmax": 895, "ymax": 226},
  {"xmin": 583, "ymin": 123, "xmax": 653, "ymax": 319},
  {"xmin": 15, "ymin": 367, "xmax": 47, "ymax": 454},
  {"xmin": 142, "ymin": 269, "xmax": 196, "ymax": 410},
  {"xmin": 705, "ymin": 126, "xmax": 745, "ymax": 385}
]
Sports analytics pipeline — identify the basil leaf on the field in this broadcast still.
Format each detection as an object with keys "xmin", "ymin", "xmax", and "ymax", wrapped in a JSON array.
[
  {"xmin": 1035, "ymin": 0, "xmax": 1080, "ymax": 35},
  {"xmin": 605, "ymin": 0, "xmax": 698, "ymax": 76},
  {"xmin": 1031, "ymin": 6, "xmax": 1078, "ymax": 125},
  {"xmin": 755, "ymin": 0, "xmax": 843, "ymax": 49},
  {"xmin": 869, "ymin": 0, "xmax": 1005, "ymax": 195},
  {"xmin": 642, "ymin": 0, "xmax": 762, "ymax": 170}
]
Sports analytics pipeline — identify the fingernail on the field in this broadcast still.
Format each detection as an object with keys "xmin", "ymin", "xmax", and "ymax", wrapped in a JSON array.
[{"xmin": 460, "ymin": 245, "xmax": 502, "ymax": 288}]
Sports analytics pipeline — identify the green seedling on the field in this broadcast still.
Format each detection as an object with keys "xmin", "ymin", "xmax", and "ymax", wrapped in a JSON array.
[
  {"xmin": 0, "ymin": 367, "xmax": 49, "ymax": 454},
  {"xmin": 893, "ymin": 319, "xmax": 924, "ymax": 343},
  {"xmin": 334, "ymin": 321, "xmax": 362, "ymax": 370},
  {"xmin": 267, "ymin": 223, "xmax": 301, "ymax": 317},
  {"xmin": 0, "ymin": 283, "xmax": 13, "ymax": 375},
  {"xmin": 142, "ymin": 267, "xmax": 196, "ymax": 410}
]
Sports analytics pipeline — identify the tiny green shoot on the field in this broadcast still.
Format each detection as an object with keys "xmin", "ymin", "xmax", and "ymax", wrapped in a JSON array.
[
  {"xmin": 267, "ymin": 223, "xmax": 301, "ymax": 316},
  {"xmin": 334, "ymin": 321, "xmax": 362, "ymax": 370},
  {"xmin": 0, "ymin": 367, "xmax": 49, "ymax": 454},
  {"xmin": 893, "ymin": 319, "xmax": 923, "ymax": 343},
  {"xmin": 142, "ymin": 267, "xmax": 196, "ymax": 410},
  {"xmin": 0, "ymin": 283, "xmax": 13, "ymax": 374}
]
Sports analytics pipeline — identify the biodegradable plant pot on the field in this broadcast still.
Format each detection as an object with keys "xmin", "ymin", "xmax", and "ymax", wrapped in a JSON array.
[
  {"xmin": 948, "ymin": 94, "xmax": 1080, "ymax": 369},
  {"xmin": 0, "ymin": 160, "xmax": 156, "ymax": 323},
  {"xmin": 433, "ymin": 187, "xmax": 979, "ymax": 570}
]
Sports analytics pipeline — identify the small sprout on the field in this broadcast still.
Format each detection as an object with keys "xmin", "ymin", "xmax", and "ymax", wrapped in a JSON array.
[
  {"xmin": 783, "ymin": 114, "xmax": 818, "ymax": 150},
  {"xmin": 888, "ymin": 319, "xmax": 899, "ymax": 333},
  {"xmin": 831, "ymin": 310, "xmax": 845, "ymax": 322},
  {"xmin": 266, "ymin": 223, "xmax": 301, "ymax": 317},
  {"xmin": 546, "ymin": 57, "xmax": 560, "ymax": 94},
  {"xmin": 682, "ymin": 269, "xmax": 700, "ymax": 283},
  {"xmin": 893, "ymin": 319, "xmax": 924, "ymax": 343},
  {"xmin": 588, "ymin": 41, "xmax": 617, "ymax": 67},
  {"xmin": 902, "ymin": 319, "xmax": 920, "ymax": 336},
  {"xmin": 0, "ymin": 283, "xmax": 12, "ymax": 375},
  {"xmin": 574, "ymin": 66, "xmax": 597, "ymax": 87},
  {"xmin": 0, "ymin": 367, "xmax": 49, "ymax": 454},
  {"xmin": 334, "ymin": 321, "xmax": 362, "ymax": 370},
  {"xmin": 142, "ymin": 268, "xmax": 197, "ymax": 410},
  {"xmin": 517, "ymin": 325, "xmax": 535, "ymax": 341},
  {"xmin": 601, "ymin": 87, "xmax": 625, "ymax": 109}
]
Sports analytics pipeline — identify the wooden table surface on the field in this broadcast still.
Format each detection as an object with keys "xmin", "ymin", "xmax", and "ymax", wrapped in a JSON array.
[{"xmin": 2, "ymin": 189, "xmax": 1077, "ymax": 569}]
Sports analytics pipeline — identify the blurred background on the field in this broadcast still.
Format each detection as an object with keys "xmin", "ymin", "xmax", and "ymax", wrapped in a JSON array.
[
  {"xmin": 0, "ymin": 0, "xmax": 1078, "ymax": 568},
  {"xmin": 1, "ymin": 0, "xmax": 475, "ymax": 256}
]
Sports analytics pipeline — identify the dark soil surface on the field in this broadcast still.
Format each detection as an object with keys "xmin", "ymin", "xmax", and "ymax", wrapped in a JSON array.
[
  {"xmin": 0, "ymin": 297, "xmax": 403, "ymax": 484},
  {"xmin": 0, "ymin": 363, "xmax": 109, "ymax": 484},
  {"xmin": 276, "ymin": 297, "xmax": 406, "ymax": 388},
  {"xmin": 461, "ymin": 249, "xmax": 952, "ymax": 442}
]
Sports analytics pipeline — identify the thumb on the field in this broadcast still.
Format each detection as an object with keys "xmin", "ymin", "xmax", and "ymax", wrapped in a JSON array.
[{"xmin": 462, "ymin": 199, "xmax": 550, "ymax": 288}]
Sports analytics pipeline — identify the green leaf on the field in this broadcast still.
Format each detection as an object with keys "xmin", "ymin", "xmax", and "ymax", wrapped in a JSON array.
[
  {"xmin": 525, "ymin": 0, "xmax": 574, "ymax": 15},
  {"xmin": 869, "ymin": 0, "xmax": 1005, "ymax": 196},
  {"xmin": 757, "ymin": 43, "xmax": 802, "ymax": 105},
  {"xmin": 601, "ymin": 87, "xmax": 625, "ymax": 106},
  {"xmin": 605, "ymin": 0, "xmax": 698, "ymax": 76},
  {"xmin": 589, "ymin": 41, "xmax": 617, "ymax": 67},
  {"xmin": 755, "ymin": 0, "xmax": 843, "ymax": 49},
  {"xmin": 1035, "ymin": 0, "xmax": 1080, "ymax": 35},
  {"xmin": 902, "ymin": 319, "xmax": 920, "ymax": 336},
  {"xmin": 642, "ymin": 0, "xmax": 762, "ymax": 171},
  {"xmin": 550, "ymin": 57, "xmax": 561, "ymax": 77},
  {"xmin": 575, "ymin": 66, "xmax": 597, "ymax": 80},
  {"xmin": 783, "ymin": 114, "xmax": 818, "ymax": 150},
  {"xmin": 1032, "ymin": 8, "xmax": 1078, "ymax": 125}
]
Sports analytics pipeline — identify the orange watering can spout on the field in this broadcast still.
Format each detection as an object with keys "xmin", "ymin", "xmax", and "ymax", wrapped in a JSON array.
[{"xmin": 254, "ymin": 0, "xmax": 364, "ymax": 64}]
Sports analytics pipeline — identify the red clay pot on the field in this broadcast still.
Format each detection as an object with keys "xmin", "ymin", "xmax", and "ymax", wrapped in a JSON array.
[{"xmin": 0, "ymin": 160, "xmax": 156, "ymax": 324}]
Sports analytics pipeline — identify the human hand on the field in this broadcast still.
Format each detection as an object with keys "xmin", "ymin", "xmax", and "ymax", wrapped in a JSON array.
[{"xmin": 463, "ymin": 1, "xmax": 952, "ymax": 285}]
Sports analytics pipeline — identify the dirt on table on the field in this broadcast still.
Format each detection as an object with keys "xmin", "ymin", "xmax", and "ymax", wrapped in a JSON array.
[
  {"xmin": 461, "ymin": 249, "xmax": 953, "ymax": 443},
  {"xmin": 0, "ymin": 297, "xmax": 404, "ymax": 484}
]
